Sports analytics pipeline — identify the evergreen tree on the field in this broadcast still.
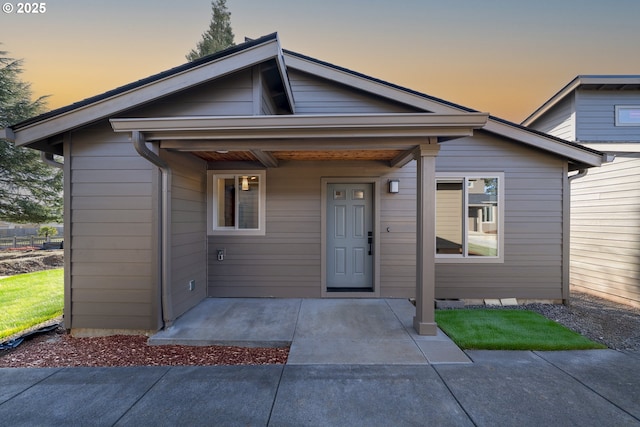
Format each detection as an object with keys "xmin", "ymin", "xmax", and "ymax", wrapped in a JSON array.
[
  {"xmin": 186, "ymin": 0, "xmax": 235, "ymax": 61},
  {"xmin": 0, "ymin": 50, "xmax": 63, "ymax": 224}
]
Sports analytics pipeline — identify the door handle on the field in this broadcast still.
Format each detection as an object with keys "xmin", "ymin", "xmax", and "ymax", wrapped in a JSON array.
[{"xmin": 368, "ymin": 232, "xmax": 373, "ymax": 255}]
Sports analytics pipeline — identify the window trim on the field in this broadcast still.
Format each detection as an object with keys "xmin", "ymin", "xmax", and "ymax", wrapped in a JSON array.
[
  {"xmin": 615, "ymin": 105, "xmax": 640, "ymax": 127},
  {"xmin": 435, "ymin": 172, "xmax": 504, "ymax": 264},
  {"xmin": 207, "ymin": 170, "xmax": 266, "ymax": 236}
]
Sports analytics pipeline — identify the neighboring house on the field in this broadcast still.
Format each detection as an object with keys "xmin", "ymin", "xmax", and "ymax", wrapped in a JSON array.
[
  {"xmin": 2, "ymin": 34, "xmax": 605, "ymax": 336},
  {"xmin": 523, "ymin": 75, "xmax": 640, "ymax": 308}
]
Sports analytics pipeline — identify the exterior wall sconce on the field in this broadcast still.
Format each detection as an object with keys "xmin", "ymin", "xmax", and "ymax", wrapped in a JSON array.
[
  {"xmin": 241, "ymin": 176, "xmax": 249, "ymax": 191},
  {"xmin": 388, "ymin": 179, "xmax": 400, "ymax": 194}
]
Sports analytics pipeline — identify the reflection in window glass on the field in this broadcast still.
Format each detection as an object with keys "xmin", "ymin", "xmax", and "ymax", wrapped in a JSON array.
[
  {"xmin": 209, "ymin": 171, "xmax": 265, "ymax": 235},
  {"xmin": 216, "ymin": 175, "xmax": 260, "ymax": 229},
  {"xmin": 238, "ymin": 175, "xmax": 259, "ymax": 229},
  {"xmin": 436, "ymin": 180, "xmax": 463, "ymax": 254},
  {"xmin": 217, "ymin": 178, "xmax": 235, "ymax": 227},
  {"xmin": 467, "ymin": 178, "xmax": 498, "ymax": 257},
  {"xmin": 436, "ymin": 176, "xmax": 501, "ymax": 259},
  {"xmin": 616, "ymin": 106, "xmax": 640, "ymax": 126}
]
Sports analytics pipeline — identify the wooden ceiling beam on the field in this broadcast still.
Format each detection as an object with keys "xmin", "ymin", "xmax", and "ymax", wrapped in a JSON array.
[
  {"xmin": 390, "ymin": 148, "xmax": 417, "ymax": 168},
  {"xmin": 250, "ymin": 149, "xmax": 279, "ymax": 168}
]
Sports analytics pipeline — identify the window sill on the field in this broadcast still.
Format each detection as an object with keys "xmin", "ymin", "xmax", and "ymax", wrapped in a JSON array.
[
  {"xmin": 436, "ymin": 257, "xmax": 503, "ymax": 264},
  {"xmin": 208, "ymin": 229, "xmax": 266, "ymax": 237}
]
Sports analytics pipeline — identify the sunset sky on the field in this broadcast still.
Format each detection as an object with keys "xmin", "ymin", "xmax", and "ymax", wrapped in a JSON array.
[{"xmin": 2, "ymin": 0, "xmax": 639, "ymax": 123}]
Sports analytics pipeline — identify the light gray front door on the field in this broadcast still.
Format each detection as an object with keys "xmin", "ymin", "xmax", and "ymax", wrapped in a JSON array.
[{"xmin": 326, "ymin": 183, "xmax": 374, "ymax": 290}]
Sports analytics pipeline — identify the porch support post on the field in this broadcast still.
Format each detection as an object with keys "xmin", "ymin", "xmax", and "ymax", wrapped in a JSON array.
[{"xmin": 413, "ymin": 139, "xmax": 440, "ymax": 335}]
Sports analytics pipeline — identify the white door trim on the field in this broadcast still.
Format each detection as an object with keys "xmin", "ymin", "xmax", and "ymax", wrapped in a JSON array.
[{"xmin": 321, "ymin": 177, "xmax": 380, "ymax": 298}]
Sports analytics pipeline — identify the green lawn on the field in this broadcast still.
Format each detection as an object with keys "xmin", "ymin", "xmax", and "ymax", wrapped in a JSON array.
[
  {"xmin": 0, "ymin": 269, "xmax": 64, "ymax": 340},
  {"xmin": 436, "ymin": 309, "xmax": 606, "ymax": 351}
]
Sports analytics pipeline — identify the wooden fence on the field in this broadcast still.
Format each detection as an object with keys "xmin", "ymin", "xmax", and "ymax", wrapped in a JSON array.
[{"xmin": 0, "ymin": 236, "xmax": 64, "ymax": 250}]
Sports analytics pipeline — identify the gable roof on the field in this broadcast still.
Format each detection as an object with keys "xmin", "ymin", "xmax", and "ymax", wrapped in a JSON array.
[
  {"xmin": 283, "ymin": 50, "xmax": 479, "ymax": 114},
  {"xmin": 2, "ymin": 33, "xmax": 605, "ymax": 169},
  {"xmin": 522, "ymin": 75, "xmax": 640, "ymax": 127},
  {"xmin": 283, "ymin": 51, "xmax": 605, "ymax": 169},
  {"xmin": 14, "ymin": 33, "xmax": 279, "ymax": 128},
  {"xmin": 3, "ymin": 33, "xmax": 293, "ymax": 148}
]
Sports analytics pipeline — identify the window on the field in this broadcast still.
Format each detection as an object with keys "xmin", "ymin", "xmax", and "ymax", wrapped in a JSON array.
[
  {"xmin": 482, "ymin": 206, "xmax": 494, "ymax": 223},
  {"xmin": 436, "ymin": 174, "xmax": 503, "ymax": 262},
  {"xmin": 207, "ymin": 170, "xmax": 266, "ymax": 235},
  {"xmin": 615, "ymin": 106, "xmax": 640, "ymax": 126}
]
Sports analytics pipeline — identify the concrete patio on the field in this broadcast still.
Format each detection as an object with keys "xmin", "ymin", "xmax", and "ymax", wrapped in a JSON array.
[{"xmin": 149, "ymin": 298, "xmax": 471, "ymax": 364}]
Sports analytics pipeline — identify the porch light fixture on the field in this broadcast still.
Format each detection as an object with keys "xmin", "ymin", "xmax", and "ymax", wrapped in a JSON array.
[
  {"xmin": 388, "ymin": 179, "xmax": 400, "ymax": 194},
  {"xmin": 241, "ymin": 176, "xmax": 249, "ymax": 191}
]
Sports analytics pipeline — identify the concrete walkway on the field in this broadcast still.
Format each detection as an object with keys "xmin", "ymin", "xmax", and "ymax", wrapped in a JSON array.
[
  {"xmin": 2, "ymin": 299, "xmax": 639, "ymax": 425},
  {"xmin": 1, "ymin": 350, "xmax": 639, "ymax": 426},
  {"xmin": 149, "ymin": 298, "xmax": 471, "ymax": 364}
]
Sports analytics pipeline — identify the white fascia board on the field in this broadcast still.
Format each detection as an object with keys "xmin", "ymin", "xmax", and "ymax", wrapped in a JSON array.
[{"xmin": 12, "ymin": 40, "xmax": 282, "ymax": 147}]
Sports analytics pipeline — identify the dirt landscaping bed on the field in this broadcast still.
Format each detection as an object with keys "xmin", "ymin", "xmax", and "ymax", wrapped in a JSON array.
[{"xmin": 0, "ymin": 249, "xmax": 63, "ymax": 277}]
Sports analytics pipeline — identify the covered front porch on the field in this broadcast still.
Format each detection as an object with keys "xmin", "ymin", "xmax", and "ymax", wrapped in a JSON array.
[
  {"xmin": 149, "ymin": 297, "xmax": 471, "ymax": 364},
  {"xmin": 112, "ymin": 113, "xmax": 488, "ymax": 336}
]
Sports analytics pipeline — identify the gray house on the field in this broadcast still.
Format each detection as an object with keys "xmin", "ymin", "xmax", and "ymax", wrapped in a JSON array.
[
  {"xmin": 2, "ymin": 34, "xmax": 605, "ymax": 336},
  {"xmin": 524, "ymin": 75, "xmax": 640, "ymax": 308}
]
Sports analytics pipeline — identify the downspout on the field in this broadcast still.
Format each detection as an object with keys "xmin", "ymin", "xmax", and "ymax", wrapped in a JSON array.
[
  {"xmin": 40, "ymin": 150, "xmax": 67, "ymax": 329},
  {"xmin": 564, "ymin": 168, "xmax": 588, "ymax": 303},
  {"xmin": 131, "ymin": 131, "xmax": 174, "ymax": 329},
  {"xmin": 568, "ymin": 168, "xmax": 588, "ymax": 182},
  {"xmin": 40, "ymin": 152, "xmax": 64, "ymax": 169}
]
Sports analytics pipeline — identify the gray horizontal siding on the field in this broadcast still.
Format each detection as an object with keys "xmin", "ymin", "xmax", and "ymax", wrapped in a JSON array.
[
  {"xmin": 207, "ymin": 69, "xmax": 419, "ymax": 297},
  {"xmin": 71, "ymin": 311, "xmax": 153, "ymax": 330},
  {"xmin": 72, "ymin": 209, "xmax": 152, "ymax": 223},
  {"xmin": 128, "ymin": 70, "xmax": 254, "ymax": 117},
  {"xmin": 208, "ymin": 161, "xmax": 412, "ymax": 297},
  {"xmin": 288, "ymin": 70, "xmax": 419, "ymax": 114},
  {"xmin": 68, "ymin": 122, "xmax": 159, "ymax": 331},
  {"xmin": 207, "ymin": 132, "xmax": 566, "ymax": 301},
  {"xmin": 161, "ymin": 150, "xmax": 208, "ymax": 319},
  {"xmin": 66, "ymin": 67, "xmax": 264, "ymax": 331},
  {"xmin": 380, "ymin": 165, "xmax": 418, "ymax": 297},
  {"xmin": 208, "ymin": 163, "xmax": 322, "ymax": 297},
  {"xmin": 570, "ymin": 157, "xmax": 640, "ymax": 307},
  {"xmin": 434, "ymin": 131, "xmax": 565, "ymax": 300},
  {"xmin": 576, "ymin": 90, "xmax": 640, "ymax": 142},
  {"xmin": 72, "ymin": 236, "xmax": 152, "ymax": 250}
]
